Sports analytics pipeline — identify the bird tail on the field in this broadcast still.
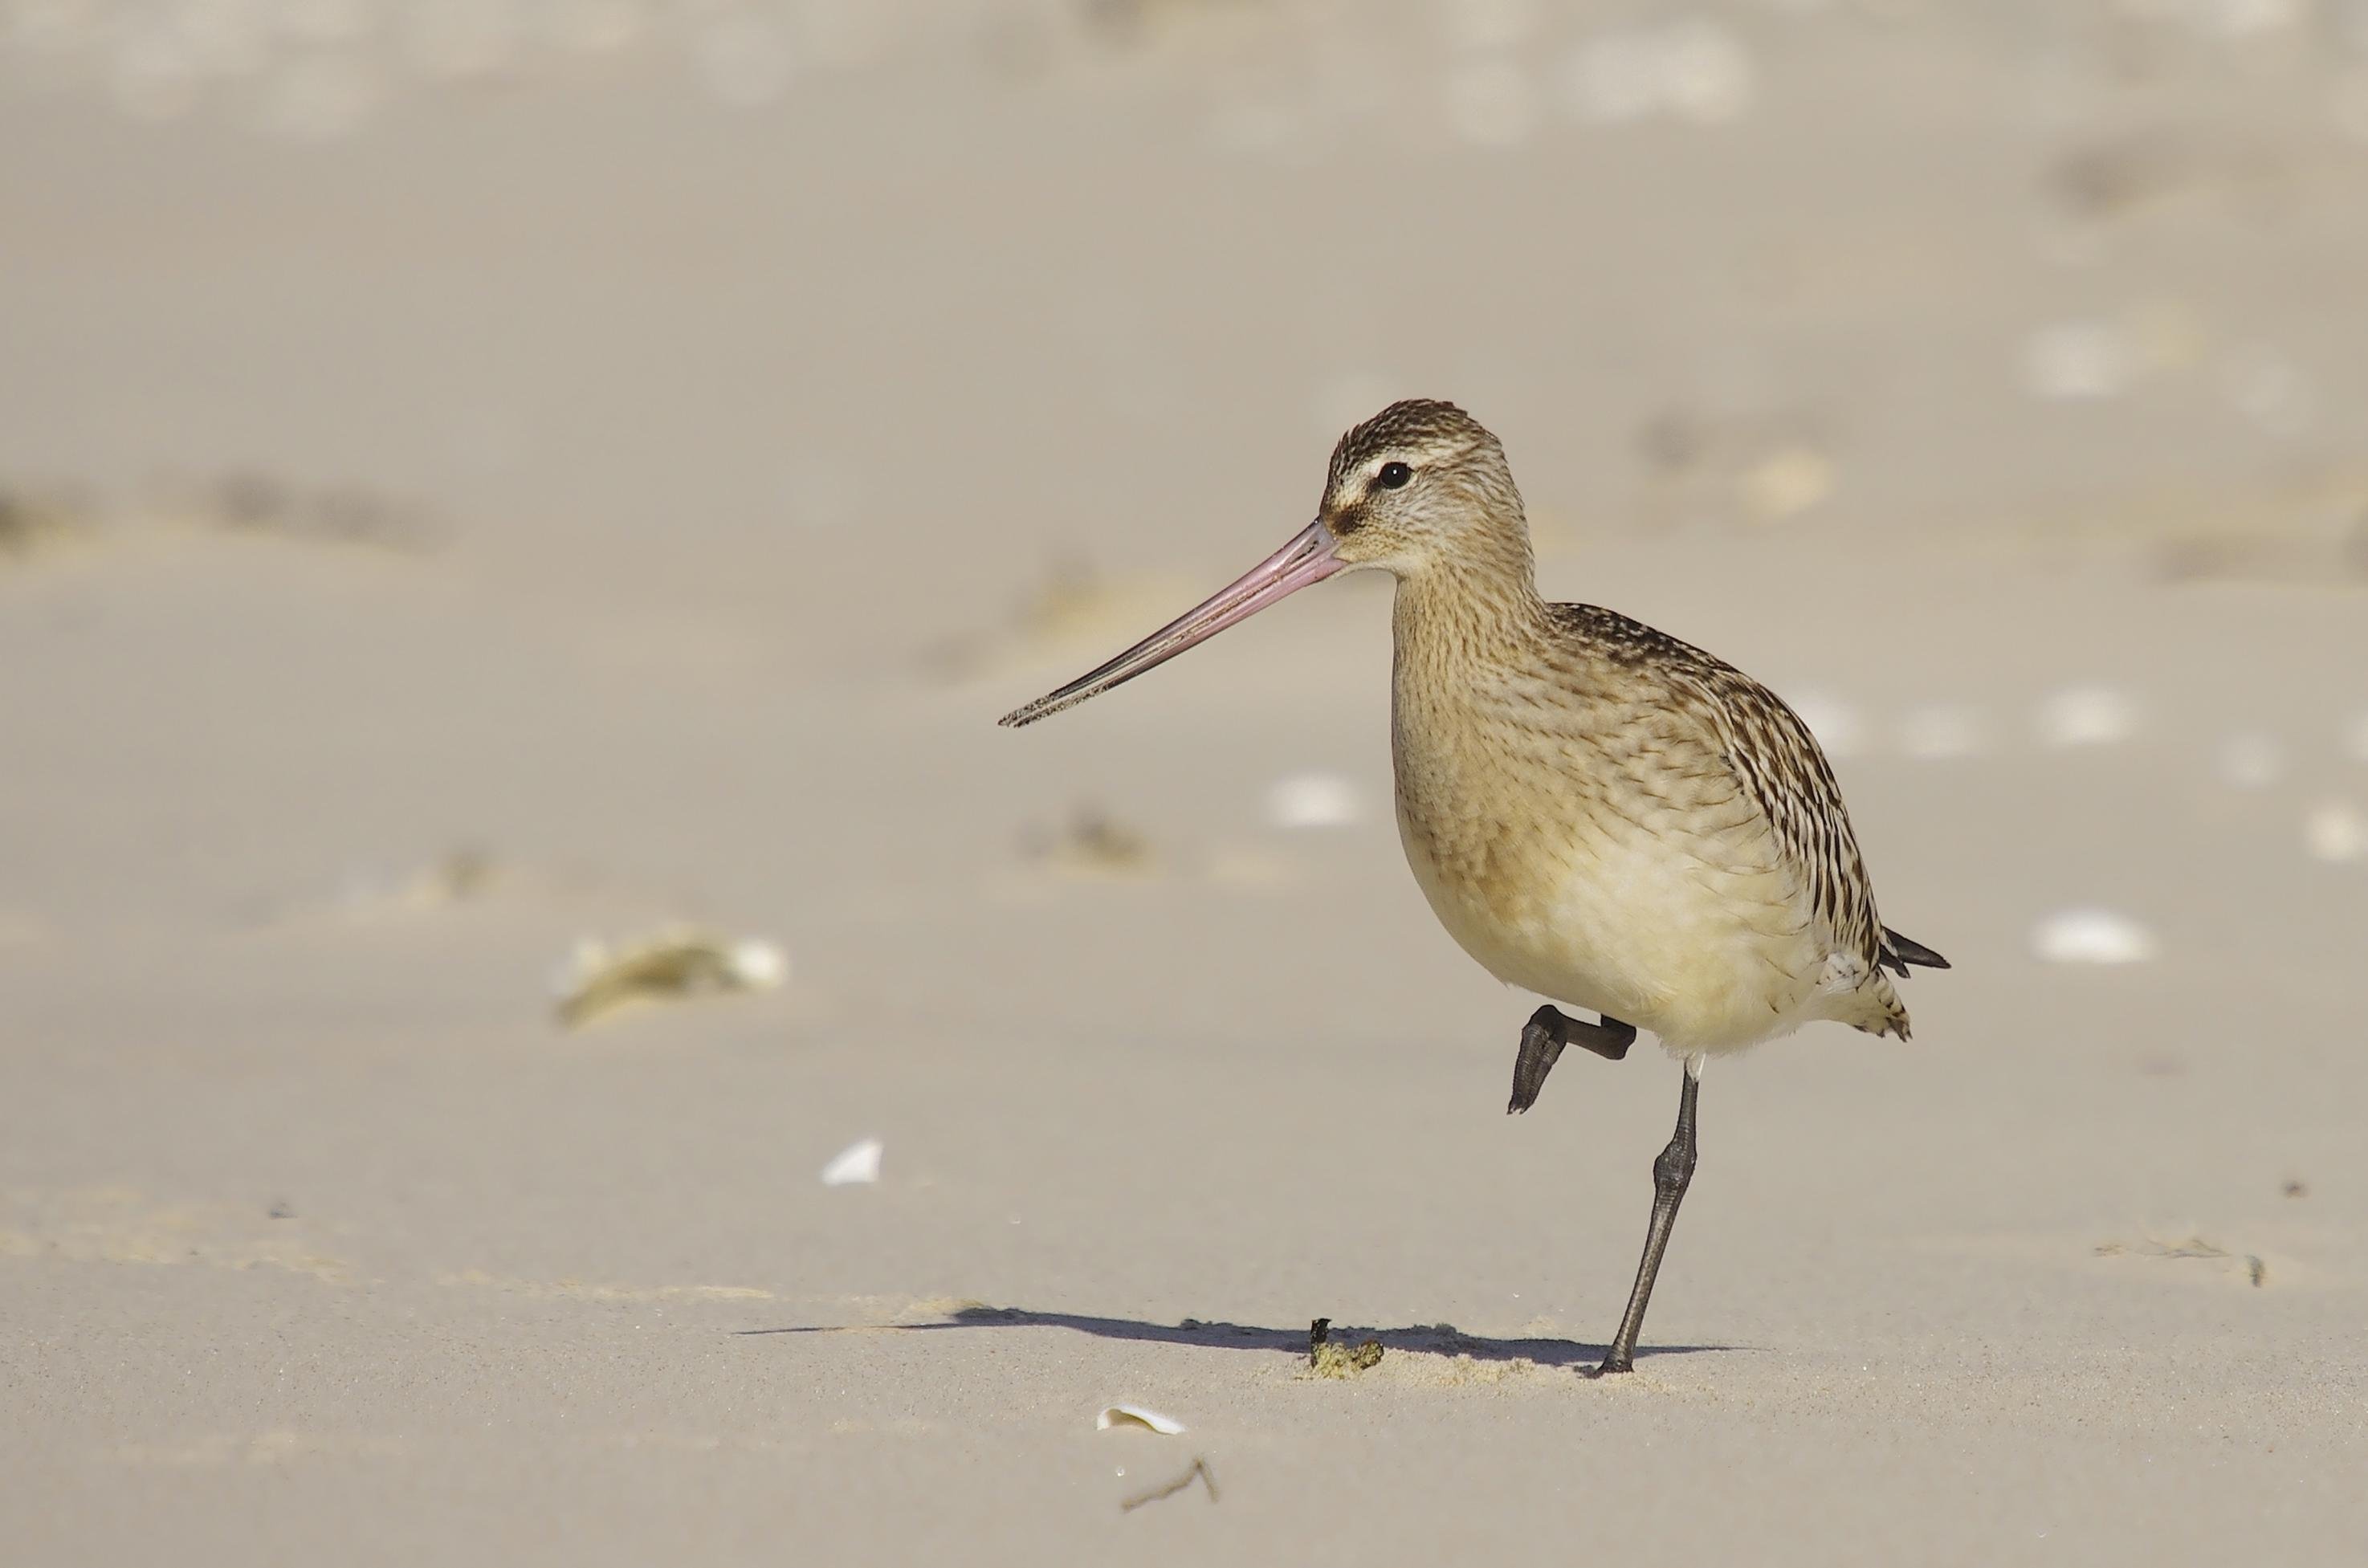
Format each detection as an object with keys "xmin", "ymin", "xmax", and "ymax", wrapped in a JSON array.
[{"xmin": 1879, "ymin": 927, "xmax": 1950, "ymax": 979}]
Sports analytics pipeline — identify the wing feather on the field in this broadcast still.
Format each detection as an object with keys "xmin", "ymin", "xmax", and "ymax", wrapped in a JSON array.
[{"xmin": 1549, "ymin": 604, "xmax": 1886, "ymax": 978}]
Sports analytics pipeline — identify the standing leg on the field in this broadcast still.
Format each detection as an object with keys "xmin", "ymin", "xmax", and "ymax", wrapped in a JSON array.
[
  {"xmin": 1508, "ymin": 1006, "xmax": 1635, "ymax": 1114},
  {"xmin": 1599, "ymin": 1058, "xmax": 1701, "ymax": 1375}
]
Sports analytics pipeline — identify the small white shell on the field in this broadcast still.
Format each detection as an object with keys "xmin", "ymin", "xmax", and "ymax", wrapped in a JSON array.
[
  {"xmin": 725, "ymin": 939, "xmax": 789, "ymax": 992},
  {"xmin": 1097, "ymin": 1404, "xmax": 1185, "ymax": 1436},
  {"xmin": 1266, "ymin": 772, "xmax": 1361, "ymax": 829},
  {"xmin": 820, "ymin": 1138, "xmax": 882, "ymax": 1187},
  {"xmin": 2038, "ymin": 685, "xmax": 2139, "ymax": 747},
  {"xmin": 1738, "ymin": 446, "xmax": 1833, "ymax": 522},
  {"xmin": 2304, "ymin": 801, "xmax": 2366, "ymax": 864},
  {"xmin": 2032, "ymin": 909, "xmax": 2157, "ymax": 966}
]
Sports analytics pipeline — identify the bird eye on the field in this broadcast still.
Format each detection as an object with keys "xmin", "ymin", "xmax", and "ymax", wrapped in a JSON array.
[{"xmin": 1376, "ymin": 461, "xmax": 1412, "ymax": 490}]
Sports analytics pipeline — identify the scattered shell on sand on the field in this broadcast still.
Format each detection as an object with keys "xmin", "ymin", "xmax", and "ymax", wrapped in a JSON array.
[
  {"xmin": 2032, "ymin": 908, "xmax": 2158, "ymax": 965},
  {"xmin": 2303, "ymin": 800, "xmax": 2366, "ymax": 863},
  {"xmin": 549, "ymin": 929, "xmax": 788, "ymax": 1028},
  {"xmin": 1738, "ymin": 445, "xmax": 1833, "ymax": 522},
  {"xmin": 2038, "ymin": 685, "xmax": 2140, "ymax": 747},
  {"xmin": 1097, "ymin": 1404, "xmax": 1185, "ymax": 1436},
  {"xmin": 2215, "ymin": 732, "xmax": 2284, "ymax": 789},
  {"xmin": 1266, "ymin": 772, "xmax": 1361, "ymax": 829},
  {"xmin": 820, "ymin": 1138, "xmax": 882, "ymax": 1187}
]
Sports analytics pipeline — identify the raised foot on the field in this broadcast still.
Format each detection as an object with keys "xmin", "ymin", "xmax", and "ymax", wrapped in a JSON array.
[
  {"xmin": 1508, "ymin": 1008, "xmax": 1567, "ymax": 1114},
  {"xmin": 1507, "ymin": 1006, "xmax": 1636, "ymax": 1114}
]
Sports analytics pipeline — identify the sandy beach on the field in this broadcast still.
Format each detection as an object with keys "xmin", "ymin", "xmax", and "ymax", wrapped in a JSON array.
[{"xmin": 4, "ymin": 2, "xmax": 2367, "ymax": 1562}]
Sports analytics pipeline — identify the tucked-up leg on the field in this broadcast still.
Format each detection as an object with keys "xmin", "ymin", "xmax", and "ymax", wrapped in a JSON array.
[
  {"xmin": 1507, "ymin": 1005, "xmax": 1635, "ymax": 1114},
  {"xmin": 1599, "ymin": 1061, "xmax": 1701, "ymax": 1375}
]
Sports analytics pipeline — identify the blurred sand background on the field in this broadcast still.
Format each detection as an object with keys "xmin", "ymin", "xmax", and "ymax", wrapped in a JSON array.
[{"xmin": 4, "ymin": 1, "xmax": 2368, "ymax": 1562}]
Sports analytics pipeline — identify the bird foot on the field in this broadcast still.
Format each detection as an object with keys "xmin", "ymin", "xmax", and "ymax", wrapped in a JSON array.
[{"xmin": 1507, "ymin": 1006, "xmax": 1636, "ymax": 1114}]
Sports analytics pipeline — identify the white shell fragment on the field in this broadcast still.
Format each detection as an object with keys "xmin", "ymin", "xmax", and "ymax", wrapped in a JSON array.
[
  {"xmin": 724, "ymin": 939, "xmax": 789, "ymax": 990},
  {"xmin": 1098, "ymin": 1404, "xmax": 1186, "ymax": 1436},
  {"xmin": 2038, "ymin": 685, "xmax": 2139, "ymax": 747},
  {"xmin": 820, "ymin": 1138, "xmax": 883, "ymax": 1187},
  {"xmin": 2303, "ymin": 801, "xmax": 2366, "ymax": 864},
  {"xmin": 1266, "ymin": 772, "xmax": 1362, "ymax": 829},
  {"xmin": 2032, "ymin": 909, "xmax": 2158, "ymax": 966},
  {"xmin": 1738, "ymin": 445, "xmax": 1833, "ymax": 522}
]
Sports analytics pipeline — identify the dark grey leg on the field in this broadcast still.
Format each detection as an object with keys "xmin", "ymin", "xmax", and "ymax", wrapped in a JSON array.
[
  {"xmin": 1600, "ymin": 1064, "xmax": 1700, "ymax": 1375},
  {"xmin": 1508, "ymin": 1005, "xmax": 1634, "ymax": 1114}
]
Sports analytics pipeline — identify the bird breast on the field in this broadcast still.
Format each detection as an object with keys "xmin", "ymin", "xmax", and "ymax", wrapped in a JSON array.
[{"xmin": 1389, "ymin": 650, "xmax": 1829, "ymax": 1054}]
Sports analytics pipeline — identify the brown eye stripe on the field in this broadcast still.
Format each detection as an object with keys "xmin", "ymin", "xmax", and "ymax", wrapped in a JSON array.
[{"xmin": 1329, "ymin": 499, "xmax": 1368, "ymax": 534}]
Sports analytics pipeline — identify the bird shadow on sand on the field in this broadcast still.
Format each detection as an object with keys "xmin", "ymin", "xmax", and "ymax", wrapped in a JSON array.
[{"xmin": 738, "ymin": 1305, "xmax": 1732, "ymax": 1370}]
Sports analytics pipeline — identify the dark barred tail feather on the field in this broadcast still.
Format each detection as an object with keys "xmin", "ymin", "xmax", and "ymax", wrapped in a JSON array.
[{"xmin": 1879, "ymin": 927, "xmax": 1950, "ymax": 979}]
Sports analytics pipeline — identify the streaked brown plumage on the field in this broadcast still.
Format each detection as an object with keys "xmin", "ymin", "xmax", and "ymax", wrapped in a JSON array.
[
  {"xmin": 1332, "ymin": 399, "xmax": 1936, "ymax": 1056},
  {"xmin": 1001, "ymin": 397, "xmax": 1948, "ymax": 1373}
]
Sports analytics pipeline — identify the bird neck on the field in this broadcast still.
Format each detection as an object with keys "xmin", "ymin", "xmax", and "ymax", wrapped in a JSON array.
[{"xmin": 1389, "ymin": 540, "xmax": 1549, "ymax": 672}]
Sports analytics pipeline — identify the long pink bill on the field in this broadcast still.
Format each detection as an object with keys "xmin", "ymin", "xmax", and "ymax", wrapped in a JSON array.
[{"xmin": 998, "ymin": 519, "xmax": 1344, "ymax": 728}]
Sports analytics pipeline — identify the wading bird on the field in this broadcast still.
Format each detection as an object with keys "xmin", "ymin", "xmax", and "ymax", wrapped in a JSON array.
[{"xmin": 1000, "ymin": 400, "xmax": 1946, "ymax": 1375}]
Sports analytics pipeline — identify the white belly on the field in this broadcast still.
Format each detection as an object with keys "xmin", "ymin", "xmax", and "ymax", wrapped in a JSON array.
[{"xmin": 1396, "ymin": 794, "xmax": 1827, "ymax": 1056}]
